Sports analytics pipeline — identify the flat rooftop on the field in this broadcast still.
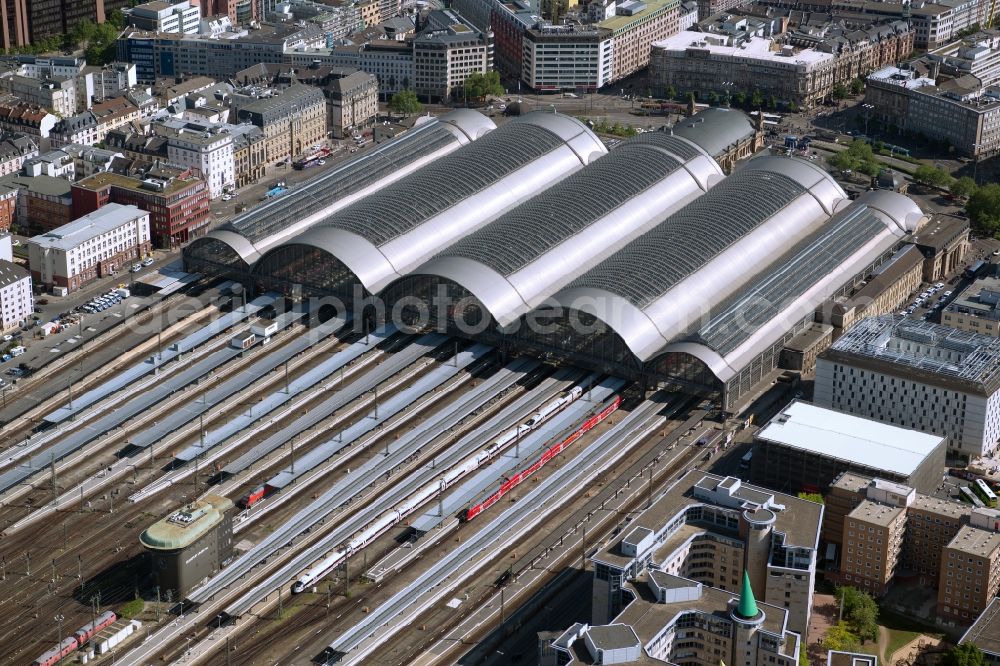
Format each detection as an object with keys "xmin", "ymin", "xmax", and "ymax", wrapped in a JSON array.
[
  {"xmin": 75, "ymin": 170, "xmax": 198, "ymax": 196},
  {"xmin": 653, "ymin": 30, "xmax": 834, "ymax": 66},
  {"xmin": 592, "ymin": 471, "xmax": 822, "ymax": 571},
  {"xmin": 29, "ymin": 203, "xmax": 147, "ymax": 251},
  {"xmin": 848, "ymin": 498, "xmax": 905, "ymax": 527},
  {"xmin": 616, "ymin": 572, "xmax": 794, "ymax": 649},
  {"xmin": 757, "ymin": 400, "xmax": 944, "ymax": 476},
  {"xmin": 960, "ymin": 596, "xmax": 1000, "ymax": 656},
  {"xmin": 828, "ymin": 651, "xmax": 879, "ymax": 666},
  {"xmin": 946, "ymin": 524, "xmax": 1000, "ymax": 557}
]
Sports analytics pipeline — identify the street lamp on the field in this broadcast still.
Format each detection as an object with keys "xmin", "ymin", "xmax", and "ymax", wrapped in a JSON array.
[
  {"xmin": 862, "ymin": 103, "xmax": 874, "ymax": 137},
  {"xmin": 722, "ymin": 81, "xmax": 734, "ymax": 107}
]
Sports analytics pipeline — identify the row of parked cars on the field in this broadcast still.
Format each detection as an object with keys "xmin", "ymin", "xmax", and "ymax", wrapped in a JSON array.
[
  {"xmin": 900, "ymin": 282, "xmax": 952, "ymax": 318},
  {"xmin": 80, "ymin": 287, "xmax": 130, "ymax": 314},
  {"xmin": 130, "ymin": 257, "xmax": 154, "ymax": 273}
]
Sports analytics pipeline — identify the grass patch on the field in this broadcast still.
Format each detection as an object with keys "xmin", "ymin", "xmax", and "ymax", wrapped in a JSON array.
[
  {"xmin": 878, "ymin": 606, "xmax": 946, "ymax": 664},
  {"xmin": 884, "ymin": 628, "xmax": 921, "ymax": 663},
  {"xmin": 118, "ymin": 598, "xmax": 145, "ymax": 620}
]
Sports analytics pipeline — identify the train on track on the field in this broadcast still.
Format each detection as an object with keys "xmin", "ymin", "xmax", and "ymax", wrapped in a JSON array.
[
  {"xmin": 290, "ymin": 386, "xmax": 587, "ymax": 593},
  {"xmin": 463, "ymin": 395, "xmax": 621, "ymax": 521},
  {"xmin": 32, "ymin": 611, "xmax": 117, "ymax": 666},
  {"xmin": 239, "ymin": 484, "xmax": 269, "ymax": 509}
]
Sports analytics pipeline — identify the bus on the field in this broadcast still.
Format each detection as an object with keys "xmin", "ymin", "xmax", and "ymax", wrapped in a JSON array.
[
  {"xmin": 965, "ymin": 260, "xmax": 987, "ymax": 279},
  {"xmin": 972, "ymin": 478, "xmax": 998, "ymax": 507},
  {"xmin": 959, "ymin": 485, "xmax": 985, "ymax": 507},
  {"xmin": 740, "ymin": 450, "xmax": 753, "ymax": 470}
]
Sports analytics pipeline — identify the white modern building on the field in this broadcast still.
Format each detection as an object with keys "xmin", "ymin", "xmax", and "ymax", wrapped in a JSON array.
[
  {"xmin": 154, "ymin": 120, "xmax": 235, "ymax": 199},
  {"xmin": 0, "ymin": 259, "xmax": 32, "ymax": 333},
  {"xmin": 127, "ymin": 0, "xmax": 201, "ymax": 34},
  {"xmin": 522, "ymin": 26, "xmax": 614, "ymax": 92},
  {"xmin": 27, "ymin": 203, "xmax": 152, "ymax": 294},
  {"xmin": 816, "ymin": 315, "xmax": 1000, "ymax": 460},
  {"xmin": 754, "ymin": 400, "xmax": 947, "ymax": 494}
]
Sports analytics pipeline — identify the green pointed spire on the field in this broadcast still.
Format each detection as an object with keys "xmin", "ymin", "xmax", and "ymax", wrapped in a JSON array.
[{"xmin": 737, "ymin": 570, "xmax": 759, "ymax": 619}]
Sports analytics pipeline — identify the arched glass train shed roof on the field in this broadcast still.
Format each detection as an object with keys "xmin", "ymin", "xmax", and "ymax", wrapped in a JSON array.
[
  {"xmin": 665, "ymin": 190, "xmax": 926, "ymax": 382},
  {"xmin": 182, "ymin": 109, "xmax": 495, "ymax": 273},
  {"xmin": 551, "ymin": 156, "xmax": 848, "ymax": 361},
  {"xmin": 252, "ymin": 112, "xmax": 607, "ymax": 296},
  {"xmin": 403, "ymin": 131, "xmax": 726, "ymax": 327}
]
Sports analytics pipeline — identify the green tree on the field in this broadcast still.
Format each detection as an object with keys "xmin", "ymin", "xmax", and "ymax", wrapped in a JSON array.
[
  {"xmin": 822, "ymin": 622, "xmax": 861, "ymax": 653},
  {"xmin": 951, "ymin": 175, "xmax": 978, "ymax": 199},
  {"xmin": 799, "ymin": 641, "xmax": 810, "ymax": 666},
  {"xmin": 835, "ymin": 586, "xmax": 879, "ymax": 643},
  {"xmin": 463, "ymin": 70, "xmax": 503, "ymax": 102},
  {"xmin": 767, "ymin": 95, "xmax": 778, "ymax": 110},
  {"xmin": 108, "ymin": 8, "xmax": 127, "ymax": 29},
  {"xmin": 665, "ymin": 85, "xmax": 677, "ymax": 100},
  {"xmin": 751, "ymin": 89, "xmax": 763, "ymax": 109},
  {"xmin": 797, "ymin": 492, "xmax": 824, "ymax": 504},
  {"xmin": 832, "ymin": 83, "xmax": 849, "ymax": 100},
  {"xmin": 389, "ymin": 89, "xmax": 422, "ymax": 117},
  {"xmin": 850, "ymin": 78, "xmax": 865, "ymax": 95},
  {"xmin": 967, "ymin": 183, "xmax": 1000, "ymax": 237},
  {"xmin": 706, "ymin": 90, "xmax": 719, "ymax": 106},
  {"xmin": 941, "ymin": 644, "xmax": 987, "ymax": 666},
  {"xmin": 734, "ymin": 91, "xmax": 747, "ymax": 107},
  {"xmin": 913, "ymin": 165, "xmax": 953, "ymax": 189},
  {"xmin": 788, "ymin": 100, "xmax": 799, "ymax": 113}
]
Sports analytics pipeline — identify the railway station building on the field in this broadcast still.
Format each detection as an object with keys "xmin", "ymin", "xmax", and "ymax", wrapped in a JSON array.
[
  {"xmin": 184, "ymin": 107, "xmax": 930, "ymax": 415},
  {"xmin": 139, "ymin": 494, "xmax": 234, "ymax": 600}
]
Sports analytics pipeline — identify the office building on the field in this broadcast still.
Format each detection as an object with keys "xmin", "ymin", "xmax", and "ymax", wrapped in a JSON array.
[
  {"xmin": 412, "ymin": 9, "xmax": 493, "ymax": 101},
  {"xmin": 227, "ymin": 123, "xmax": 266, "ymax": 188},
  {"xmin": 651, "ymin": 15, "xmax": 913, "ymax": 108},
  {"xmin": 960, "ymin": 597, "xmax": 1000, "ymax": 664},
  {"xmin": 943, "ymin": 275, "xmax": 1000, "ymax": 336},
  {"xmin": 866, "ymin": 65, "xmax": 1000, "ymax": 160},
  {"xmin": 0, "ymin": 258, "xmax": 31, "ymax": 333},
  {"xmin": 3, "ymin": 75, "xmax": 77, "ymax": 117},
  {"xmin": 27, "ymin": 203, "xmax": 151, "ymax": 293},
  {"xmin": 232, "ymin": 84, "xmax": 326, "ymax": 163},
  {"xmin": 72, "ymin": 169, "xmax": 210, "ymax": 248},
  {"xmin": 117, "ymin": 23, "xmax": 325, "ymax": 83},
  {"xmin": 153, "ymin": 120, "xmax": 235, "ymax": 199},
  {"xmin": 590, "ymin": 471, "xmax": 822, "ymax": 638},
  {"xmin": 0, "ymin": 172, "xmax": 72, "ymax": 234},
  {"xmin": 753, "ymin": 400, "xmax": 947, "ymax": 494},
  {"xmin": 325, "ymin": 71, "xmax": 378, "ymax": 139},
  {"xmin": 522, "ymin": 25, "xmax": 615, "ymax": 92},
  {"xmin": 139, "ymin": 494, "xmax": 234, "ymax": 599},
  {"xmin": 0, "ymin": 0, "xmax": 131, "ymax": 51},
  {"xmin": 126, "ymin": 0, "xmax": 201, "ymax": 33},
  {"xmin": 816, "ymin": 316, "xmax": 1000, "ymax": 459}
]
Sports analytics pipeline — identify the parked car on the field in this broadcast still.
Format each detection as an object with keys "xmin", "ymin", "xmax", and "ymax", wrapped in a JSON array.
[{"xmin": 131, "ymin": 264, "xmax": 141, "ymax": 272}]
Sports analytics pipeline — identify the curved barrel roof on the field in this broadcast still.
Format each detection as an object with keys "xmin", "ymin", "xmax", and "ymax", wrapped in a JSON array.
[
  {"xmin": 551, "ymin": 156, "xmax": 847, "ymax": 361},
  {"xmin": 406, "ymin": 131, "xmax": 725, "ymax": 327},
  {"xmin": 667, "ymin": 190, "xmax": 925, "ymax": 381},
  {"xmin": 253, "ymin": 112, "xmax": 607, "ymax": 294},
  {"xmin": 139, "ymin": 494, "xmax": 233, "ymax": 551},
  {"xmin": 671, "ymin": 107, "xmax": 758, "ymax": 158},
  {"xmin": 184, "ymin": 109, "xmax": 495, "ymax": 269}
]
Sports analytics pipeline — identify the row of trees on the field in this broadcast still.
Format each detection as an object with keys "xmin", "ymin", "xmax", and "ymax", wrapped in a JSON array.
[
  {"xmin": 908, "ymin": 164, "xmax": 1000, "ymax": 239},
  {"xmin": 3, "ymin": 9, "xmax": 126, "ymax": 60},
  {"xmin": 828, "ymin": 141, "xmax": 884, "ymax": 178},
  {"xmin": 658, "ymin": 77, "xmax": 865, "ymax": 112}
]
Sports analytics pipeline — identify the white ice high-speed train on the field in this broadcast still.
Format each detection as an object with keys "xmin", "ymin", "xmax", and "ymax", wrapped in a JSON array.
[{"xmin": 290, "ymin": 385, "xmax": 586, "ymax": 593}]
